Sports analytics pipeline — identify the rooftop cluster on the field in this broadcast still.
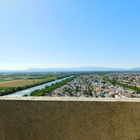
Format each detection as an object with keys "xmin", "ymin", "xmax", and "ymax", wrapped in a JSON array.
[{"xmin": 51, "ymin": 74, "xmax": 140, "ymax": 98}]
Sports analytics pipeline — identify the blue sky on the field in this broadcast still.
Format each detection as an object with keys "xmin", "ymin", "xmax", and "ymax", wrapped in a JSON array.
[{"xmin": 0, "ymin": 0, "xmax": 140, "ymax": 70}]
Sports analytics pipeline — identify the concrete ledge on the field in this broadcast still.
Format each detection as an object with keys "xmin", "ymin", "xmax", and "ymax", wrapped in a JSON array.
[
  {"xmin": 1, "ymin": 96, "xmax": 140, "ymax": 102},
  {"xmin": 0, "ymin": 97, "xmax": 140, "ymax": 140}
]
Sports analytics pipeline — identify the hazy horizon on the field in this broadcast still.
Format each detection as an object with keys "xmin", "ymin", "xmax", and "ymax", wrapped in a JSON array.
[
  {"xmin": 0, "ymin": 64, "xmax": 140, "ymax": 70},
  {"xmin": 0, "ymin": 64, "xmax": 139, "ymax": 71}
]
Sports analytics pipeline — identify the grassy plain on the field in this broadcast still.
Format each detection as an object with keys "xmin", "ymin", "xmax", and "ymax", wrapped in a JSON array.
[
  {"xmin": 0, "ymin": 79, "xmax": 45, "ymax": 87},
  {"xmin": 0, "ymin": 72, "xmax": 75, "ymax": 96}
]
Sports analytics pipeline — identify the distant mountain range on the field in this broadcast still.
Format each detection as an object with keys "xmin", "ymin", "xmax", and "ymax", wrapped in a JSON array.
[
  {"xmin": 26, "ymin": 67, "xmax": 126, "ymax": 72},
  {"xmin": 131, "ymin": 67, "xmax": 140, "ymax": 71},
  {"xmin": 1, "ymin": 66, "xmax": 140, "ymax": 72}
]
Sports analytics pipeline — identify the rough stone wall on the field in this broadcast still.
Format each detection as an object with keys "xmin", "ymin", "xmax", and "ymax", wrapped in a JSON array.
[{"xmin": 0, "ymin": 98, "xmax": 140, "ymax": 140}]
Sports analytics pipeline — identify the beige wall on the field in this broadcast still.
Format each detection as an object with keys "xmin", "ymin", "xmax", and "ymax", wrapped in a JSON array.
[{"xmin": 0, "ymin": 97, "xmax": 140, "ymax": 140}]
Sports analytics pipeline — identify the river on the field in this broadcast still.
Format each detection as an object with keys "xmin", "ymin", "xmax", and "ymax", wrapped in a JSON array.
[{"xmin": 5, "ymin": 76, "xmax": 73, "ymax": 97}]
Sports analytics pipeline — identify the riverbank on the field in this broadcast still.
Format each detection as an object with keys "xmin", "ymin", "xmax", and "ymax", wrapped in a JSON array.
[
  {"xmin": 30, "ymin": 76, "xmax": 76, "ymax": 96},
  {"xmin": 4, "ymin": 75, "xmax": 74, "ymax": 97}
]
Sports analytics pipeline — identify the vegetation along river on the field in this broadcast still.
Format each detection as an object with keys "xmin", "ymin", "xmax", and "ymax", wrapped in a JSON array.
[{"xmin": 5, "ymin": 76, "xmax": 73, "ymax": 97}]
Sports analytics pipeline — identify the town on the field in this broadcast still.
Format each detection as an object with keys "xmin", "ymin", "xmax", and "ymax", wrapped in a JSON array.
[
  {"xmin": 1, "ymin": 72, "xmax": 140, "ymax": 98},
  {"xmin": 51, "ymin": 73, "xmax": 140, "ymax": 98}
]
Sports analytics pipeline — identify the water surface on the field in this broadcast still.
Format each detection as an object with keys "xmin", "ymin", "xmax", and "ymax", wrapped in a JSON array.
[{"xmin": 5, "ymin": 76, "xmax": 73, "ymax": 97}]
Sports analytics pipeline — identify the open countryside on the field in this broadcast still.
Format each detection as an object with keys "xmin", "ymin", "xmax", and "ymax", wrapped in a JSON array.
[
  {"xmin": 0, "ymin": 72, "xmax": 75, "ymax": 96},
  {"xmin": 0, "ymin": 79, "xmax": 45, "ymax": 87}
]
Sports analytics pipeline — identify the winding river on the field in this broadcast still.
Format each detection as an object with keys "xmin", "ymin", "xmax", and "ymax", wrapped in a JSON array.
[{"xmin": 5, "ymin": 76, "xmax": 73, "ymax": 97}]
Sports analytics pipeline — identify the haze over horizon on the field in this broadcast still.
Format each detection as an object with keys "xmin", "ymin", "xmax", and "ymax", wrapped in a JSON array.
[
  {"xmin": 0, "ymin": 63, "xmax": 140, "ymax": 71},
  {"xmin": 0, "ymin": 0, "xmax": 140, "ymax": 70},
  {"xmin": 0, "ymin": 66, "xmax": 140, "ymax": 72}
]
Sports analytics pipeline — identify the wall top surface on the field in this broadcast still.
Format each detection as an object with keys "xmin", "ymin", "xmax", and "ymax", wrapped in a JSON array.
[{"xmin": 0, "ymin": 97, "xmax": 140, "ymax": 102}]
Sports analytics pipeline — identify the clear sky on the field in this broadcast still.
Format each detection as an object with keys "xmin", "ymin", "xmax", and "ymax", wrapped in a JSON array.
[{"xmin": 0, "ymin": 0, "xmax": 140, "ymax": 70}]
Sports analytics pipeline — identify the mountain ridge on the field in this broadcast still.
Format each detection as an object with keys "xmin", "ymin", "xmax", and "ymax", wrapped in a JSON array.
[
  {"xmin": 0, "ymin": 66, "xmax": 140, "ymax": 72},
  {"xmin": 23, "ymin": 66, "xmax": 140, "ymax": 72}
]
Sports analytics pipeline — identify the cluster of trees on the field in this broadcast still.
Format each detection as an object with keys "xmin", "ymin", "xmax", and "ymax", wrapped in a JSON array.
[
  {"xmin": 30, "ymin": 76, "xmax": 77, "ymax": 96},
  {"xmin": 104, "ymin": 76, "xmax": 140, "ymax": 93},
  {"xmin": 0, "ymin": 73, "xmax": 76, "ymax": 96},
  {"xmin": 0, "ymin": 78, "xmax": 56, "ymax": 96},
  {"xmin": 0, "ymin": 77, "xmax": 63, "ymax": 96}
]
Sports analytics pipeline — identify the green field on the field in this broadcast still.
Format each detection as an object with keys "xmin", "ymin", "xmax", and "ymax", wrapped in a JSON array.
[{"xmin": 0, "ymin": 72, "xmax": 76, "ymax": 96}]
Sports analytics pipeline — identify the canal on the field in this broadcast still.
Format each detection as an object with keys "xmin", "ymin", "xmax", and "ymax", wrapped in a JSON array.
[{"xmin": 5, "ymin": 76, "xmax": 73, "ymax": 97}]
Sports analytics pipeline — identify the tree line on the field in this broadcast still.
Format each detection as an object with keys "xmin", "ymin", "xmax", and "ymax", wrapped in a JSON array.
[
  {"xmin": 0, "ymin": 73, "xmax": 74, "ymax": 96},
  {"xmin": 0, "ymin": 78, "xmax": 57, "ymax": 96},
  {"xmin": 30, "ymin": 76, "xmax": 77, "ymax": 96},
  {"xmin": 104, "ymin": 76, "xmax": 140, "ymax": 93}
]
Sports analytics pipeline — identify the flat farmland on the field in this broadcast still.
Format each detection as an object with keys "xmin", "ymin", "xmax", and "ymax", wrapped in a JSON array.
[{"xmin": 0, "ymin": 79, "xmax": 45, "ymax": 87}]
